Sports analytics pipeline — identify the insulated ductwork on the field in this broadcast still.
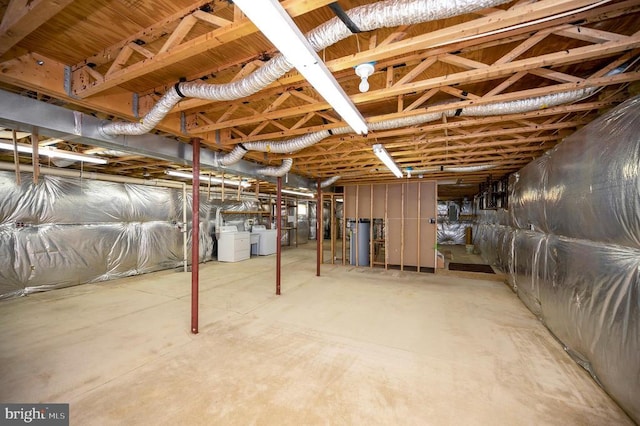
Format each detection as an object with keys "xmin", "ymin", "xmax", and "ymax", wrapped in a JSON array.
[
  {"xmin": 215, "ymin": 144, "xmax": 248, "ymax": 167},
  {"xmin": 215, "ymin": 128, "xmax": 353, "ymax": 165},
  {"xmin": 245, "ymin": 131, "xmax": 333, "ymax": 154},
  {"xmin": 215, "ymin": 88, "xmax": 596, "ymax": 166},
  {"xmin": 411, "ymin": 164, "xmax": 496, "ymax": 173},
  {"xmin": 443, "ymin": 164, "xmax": 496, "ymax": 173},
  {"xmin": 99, "ymin": 0, "xmax": 511, "ymax": 137},
  {"xmin": 98, "ymin": 0, "xmax": 631, "ymax": 175},
  {"xmin": 306, "ymin": 0, "xmax": 510, "ymax": 51},
  {"xmin": 315, "ymin": 175, "xmax": 342, "ymax": 188},
  {"xmin": 459, "ymin": 88, "xmax": 595, "ymax": 117},
  {"xmin": 256, "ymin": 158, "xmax": 293, "ymax": 177},
  {"xmin": 100, "ymin": 89, "xmax": 183, "ymax": 136}
]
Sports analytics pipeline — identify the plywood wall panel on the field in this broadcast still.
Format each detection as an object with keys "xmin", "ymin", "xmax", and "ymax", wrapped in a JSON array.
[
  {"xmin": 344, "ymin": 185, "xmax": 356, "ymax": 218},
  {"xmin": 358, "ymin": 184, "xmax": 372, "ymax": 219},
  {"xmin": 372, "ymin": 185, "xmax": 386, "ymax": 218},
  {"xmin": 420, "ymin": 181, "xmax": 437, "ymax": 268},
  {"xmin": 387, "ymin": 184, "xmax": 403, "ymax": 265},
  {"xmin": 403, "ymin": 182, "xmax": 419, "ymax": 267}
]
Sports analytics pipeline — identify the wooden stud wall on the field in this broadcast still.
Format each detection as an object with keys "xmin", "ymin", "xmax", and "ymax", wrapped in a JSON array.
[{"xmin": 344, "ymin": 182, "xmax": 438, "ymax": 271}]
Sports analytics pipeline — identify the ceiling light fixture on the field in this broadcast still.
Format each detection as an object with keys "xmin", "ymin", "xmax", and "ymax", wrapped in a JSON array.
[
  {"xmin": 372, "ymin": 144, "xmax": 403, "ymax": 178},
  {"xmin": 0, "ymin": 141, "xmax": 108, "ymax": 164},
  {"xmin": 165, "ymin": 170, "xmax": 250, "ymax": 188},
  {"xmin": 232, "ymin": 0, "xmax": 368, "ymax": 135},
  {"xmin": 407, "ymin": 164, "xmax": 496, "ymax": 174},
  {"xmin": 281, "ymin": 189, "xmax": 315, "ymax": 198},
  {"xmin": 354, "ymin": 62, "xmax": 375, "ymax": 93}
]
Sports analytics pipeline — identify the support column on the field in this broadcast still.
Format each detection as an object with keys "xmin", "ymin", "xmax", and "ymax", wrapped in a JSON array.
[
  {"xmin": 191, "ymin": 138, "xmax": 200, "ymax": 334},
  {"xmin": 276, "ymin": 176, "xmax": 282, "ymax": 295},
  {"xmin": 316, "ymin": 179, "xmax": 322, "ymax": 277}
]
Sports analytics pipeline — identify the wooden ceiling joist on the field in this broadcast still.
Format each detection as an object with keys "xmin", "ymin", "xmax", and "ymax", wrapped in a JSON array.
[
  {"xmin": 70, "ymin": 0, "xmax": 335, "ymax": 98},
  {"xmin": 0, "ymin": 0, "xmax": 75, "ymax": 56},
  {"xmin": 0, "ymin": 0, "xmax": 638, "ymax": 198}
]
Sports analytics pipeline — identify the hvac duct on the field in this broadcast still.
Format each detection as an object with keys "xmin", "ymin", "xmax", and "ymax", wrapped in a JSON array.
[
  {"xmin": 315, "ymin": 175, "xmax": 342, "ymax": 188},
  {"xmin": 256, "ymin": 158, "xmax": 293, "ymax": 177},
  {"xmin": 99, "ymin": 0, "xmax": 512, "ymax": 137},
  {"xmin": 214, "ymin": 88, "xmax": 597, "ymax": 166},
  {"xmin": 97, "ymin": 0, "xmax": 634, "ymax": 170}
]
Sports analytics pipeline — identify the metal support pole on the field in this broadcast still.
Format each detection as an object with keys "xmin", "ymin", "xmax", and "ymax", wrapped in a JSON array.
[
  {"xmin": 30, "ymin": 128, "xmax": 39, "ymax": 184},
  {"xmin": 183, "ymin": 183, "xmax": 188, "ymax": 273},
  {"xmin": 11, "ymin": 130, "xmax": 21, "ymax": 185},
  {"xmin": 316, "ymin": 179, "xmax": 322, "ymax": 277},
  {"xmin": 191, "ymin": 138, "xmax": 200, "ymax": 334},
  {"xmin": 276, "ymin": 176, "xmax": 282, "ymax": 296}
]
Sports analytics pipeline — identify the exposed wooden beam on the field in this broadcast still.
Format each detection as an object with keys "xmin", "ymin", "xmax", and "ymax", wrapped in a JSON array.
[
  {"xmin": 168, "ymin": 1, "xmax": 640, "ymax": 117},
  {"xmin": 493, "ymin": 31, "xmax": 549, "ymax": 65},
  {"xmin": 323, "ymin": 0, "xmax": 615, "ymax": 70},
  {"xmin": 192, "ymin": 41, "xmax": 640, "ymax": 133},
  {"xmin": 0, "ymin": 0, "xmax": 75, "ymax": 56},
  {"xmin": 290, "ymin": 122, "xmax": 581, "ymax": 162},
  {"xmin": 210, "ymin": 100, "xmax": 613, "ymax": 144},
  {"xmin": 555, "ymin": 26, "xmax": 630, "ymax": 43},
  {"xmin": 71, "ymin": 0, "xmax": 335, "ymax": 98}
]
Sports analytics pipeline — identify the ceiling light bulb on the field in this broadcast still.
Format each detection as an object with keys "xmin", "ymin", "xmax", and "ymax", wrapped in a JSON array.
[
  {"xmin": 358, "ymin": 78, "xmax": 369, "ymax": 93},
  {"xmin": 354, "ymin": 62, "xmax": 375, "ymax": 93}
]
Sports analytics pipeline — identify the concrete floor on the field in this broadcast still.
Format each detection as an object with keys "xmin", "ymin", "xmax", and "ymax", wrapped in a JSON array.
[{"xmin": 0, "ymin": 244, "xmax": 632, "ymax": 425}]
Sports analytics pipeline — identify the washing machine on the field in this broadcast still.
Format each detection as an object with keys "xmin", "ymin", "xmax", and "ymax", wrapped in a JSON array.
[
  {"xmin": 250, "ymin": 225, "xmax": 278, "ymax": 255},
  {"xmin": 217, "ymin": 225, "xmax": 250, "ymax": 262}
]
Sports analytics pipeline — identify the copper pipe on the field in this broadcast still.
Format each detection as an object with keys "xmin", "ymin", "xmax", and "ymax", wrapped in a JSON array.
[
  {"xmin": 191, "ymin": 138, "xmax": 200, "ymax": 334},
  {"xmin": 276, "ymin": 176, "xmax": 282, "ymax": 295}
]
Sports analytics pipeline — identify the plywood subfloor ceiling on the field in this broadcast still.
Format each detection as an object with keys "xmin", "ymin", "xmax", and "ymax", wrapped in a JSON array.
[{"xmin": 0, "ymin": 0, "xmax": 639, "ymax": 199}]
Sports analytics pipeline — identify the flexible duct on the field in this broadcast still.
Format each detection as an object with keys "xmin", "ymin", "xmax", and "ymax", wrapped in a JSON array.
[
  {"xmin": 315, "ymin": 175, "xmax": 342, "ymax": 188},
  {"xmin": 100, "ymin": 88, "xmax": 183, "ymax": 136},
  {"xmin": 306, "ymin": 0, "xmax": 509, "ymax": 51},
  {"xmin": 256, "ymin": 158, "xmax": 293, "ymax": 177},
  {"xmin": 214, "ymin": 87, "xmax": 595, "ymax": 165},
  {"xmin": 100, "ymin": 0, "xmax": 511, "ymax": 137},
  {"xmin": 245, "ymin": 130, "xmax": 333, "ymax": 154},
  {"xmin": 98, "ymin": 0, "xmax": 629, "ymax": 174},
  {"xmin": 444, "ymin": 164, "xmax": 496, "ymax": 173},
  {"xmin": 459, "ymin": 88, "xmax": 594, "ymax": 116}
]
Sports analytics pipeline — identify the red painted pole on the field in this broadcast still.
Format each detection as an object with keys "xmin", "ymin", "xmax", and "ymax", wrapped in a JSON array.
[
  {"xmin": 191, "ymin": 138, "xmax": 200, "ymax": 334},
  {"xmin": 316, "ymin": 179, "xmax": 321, "ymax": 277},
  {"xmin": 276, "ymin": 176, "xmax": 282, "ymax": 295}
]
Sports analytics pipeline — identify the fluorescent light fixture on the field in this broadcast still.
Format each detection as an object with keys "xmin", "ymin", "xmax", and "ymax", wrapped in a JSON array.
[
  {"xmin": 165, "ymin": 170, "xmax": 250, "ymax": 188},
  {"xmin": 233, "ymin": 0, "xmax": 368, "ymax": 135},
  {"xmin": 444, "ymin": 164, "xmax": 495, "ymax": 173},
  {"xmin": 281, "ymin": 189, "xmax": 315, "ymax": 198},
  {"xmin": 409, "ymin": 164, "xmax": 496, "ymax": 174},
  {"xmin": 0, "ymin": 141, "xmax": 108, "ymax": 164},
  {"xmin": 372, "ymin": 144, "xmax": 403, "ymax": 178}
]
